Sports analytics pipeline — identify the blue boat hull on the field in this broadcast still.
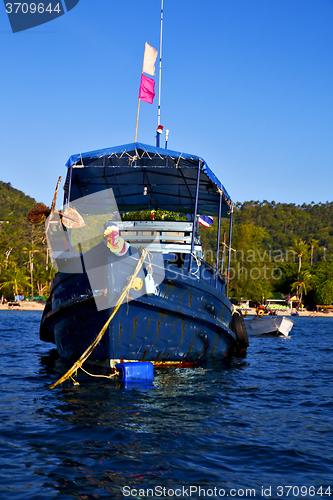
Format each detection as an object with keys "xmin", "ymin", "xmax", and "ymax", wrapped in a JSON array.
[{"xmin": 40, "ymin": 245, "xmax": 236, "ymax": 365}]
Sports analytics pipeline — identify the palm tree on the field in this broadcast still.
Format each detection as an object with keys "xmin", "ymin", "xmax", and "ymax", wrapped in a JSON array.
[
  {"xmin": 293, "ymin": 239, "xmax": 308, "ymax": 275},
  {"xmin": 33, "ymin": 263, "xmax": 56, "ymax": 296},
  {"xmin": 291, "ymin": 270, "xmax": 313, "ymax": 308},
  {"xmin": 308, "ymin": 238, "xmax": 319, "ymax": 266},
  {"xmin": 0, "ymin": 264, "xmax": 31, "ymax": 298}
]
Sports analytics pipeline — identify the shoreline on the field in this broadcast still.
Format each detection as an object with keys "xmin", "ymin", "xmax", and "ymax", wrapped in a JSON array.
[
  {"xmin": 1, "ymin": 303, "xmax": 333, "ymax": 317},
  {"xmin": 242, "ymin": 307, "xmax": 333, "ymax": 318},
  {"xmin": 0, "ymin": 302, "xmax": 45, "ymax": 311}
]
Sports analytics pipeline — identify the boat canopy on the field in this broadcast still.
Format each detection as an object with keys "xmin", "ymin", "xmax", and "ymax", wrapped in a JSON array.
[{"xmin": 64, "ymin": 142, "xmax": 233, "ymax": 217}]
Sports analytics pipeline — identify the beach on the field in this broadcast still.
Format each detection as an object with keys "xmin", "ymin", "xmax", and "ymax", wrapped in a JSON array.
[
  {"xmin": 0, "ymin": 302, "xmax": 45, "ymax": 311},
  {"xmin": 243, "ymin": 307, "xmax": 333, "ymax": 318},
  {"xmin": 1, "ymin": 302, "xmax": 332, "ymax": 317}
]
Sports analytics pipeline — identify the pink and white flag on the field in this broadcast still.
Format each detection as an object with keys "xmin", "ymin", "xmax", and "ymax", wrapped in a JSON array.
[
  {"xmin": 142, "ymin": 42, "xmax": 158, "ymax": 76},
  {"xmin": 139, "ymin": 74, "xmax": 155, "ymax": 104}
]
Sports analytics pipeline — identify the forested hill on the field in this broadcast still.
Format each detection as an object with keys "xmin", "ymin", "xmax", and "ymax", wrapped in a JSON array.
[
  {"xmin": 0, "ymin": 181, "xmax": 45, "ymax": 273},
  {"xmin": 234, "ymin": 201, "xmax": 333, "ymax": 259},
  {"xmin": 199, "ymin": 200, "xmax": 333, "ymax": 304},
  {"xmin": 0, "ymin": 181, "xmax": 37, "ymax": 221},
  {"xmin": 1, "ymin": 180, "xmax": 332, "ymax": 259},
  {"xmin": 1, "ymin": 180, "xmax": 332, "ymax": 257},
  {"xmin": 0, "ymin": 181, "xmax": 333, "ymax": 253},
  {"xmin": 1, "ymin": 180, "xmax": 333, "ymax": 304}
]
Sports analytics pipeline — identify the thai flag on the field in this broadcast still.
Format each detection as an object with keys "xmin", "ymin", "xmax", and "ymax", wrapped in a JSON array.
[{"xmin": 198, "ymin": 215, "xmax": 214, "ymax": 228}]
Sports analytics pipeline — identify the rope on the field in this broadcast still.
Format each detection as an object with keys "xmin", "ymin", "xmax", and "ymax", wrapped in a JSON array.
[
  {"xmin": 129, "ymin": 154, "xmax": 137, "ymax": 166},
  {"xmin": 221, "ymin": 242, "xmax": 236, "ymax": 252},
  {"xmin": 190, "ymin": 252, "xmax": 201, "ymax": 278},
  {"xmin": 80, "ymin": 366, "xmax": 118, "ymax": 379},
  {"xmin": 145, "ymin": 250, "xmax": 154, "ymax": 276},
  {"xmin": 175, "ymin": 153, "xmax": 183, "ymax": 168},
  {"xmin": 49, "ymin": 247, "xmax": 148, "ymax": 389}
]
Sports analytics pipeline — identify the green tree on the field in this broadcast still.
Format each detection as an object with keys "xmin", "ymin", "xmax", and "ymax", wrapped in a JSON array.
[
  {"xmin": 293, "ymin": 239, "xmax": 309, "ymax": 275},
  {"xmin": 291, "ymin": 270, "xmax": 313, "ymax": 307},
  {"xmin": 33, "ymin": 263, "xmax": 56, "ymax": 296},
  {"xmin": 314, "ymin": 280, "xmax": 333, "ymax": 306},
  {"xmin": 311, "ymin": 261, "xmax": 333, "ymax": 285},
  {"xmin": 0, "ymin": 264, "xmax": 31, "ymax": 298},
  {"xmin": 274, "ymin": 261, "xmax": 298, "ymax": 294},
  {"xmin": 226, "ymin": 222, "xmax": 276, "ymax": 302}
]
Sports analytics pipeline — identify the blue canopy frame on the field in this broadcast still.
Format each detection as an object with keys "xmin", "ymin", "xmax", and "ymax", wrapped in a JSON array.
[{"xmin": 64, "ymin": 142, "xmax": 233, "ymax": 217}]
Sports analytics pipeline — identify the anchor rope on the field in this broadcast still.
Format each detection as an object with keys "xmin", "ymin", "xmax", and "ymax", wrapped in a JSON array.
[{"xmin": 49, "ymin": 247, "xmax": 148, "ymax": 389}]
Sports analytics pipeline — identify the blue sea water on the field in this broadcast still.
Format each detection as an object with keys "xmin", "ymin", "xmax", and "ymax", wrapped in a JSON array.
[{"xmin": 0, "ymin": 311, "xmax": 332, "ymax": 500}]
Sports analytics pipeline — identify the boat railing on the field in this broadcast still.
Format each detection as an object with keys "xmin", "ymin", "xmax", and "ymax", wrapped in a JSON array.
[
  {"xmin": 116, "ymin": 220, "xmax": 194, "ymax": 243},
  {"xmin": 105, "ymin": 220, "xmax": 202, "ymax": 257}
]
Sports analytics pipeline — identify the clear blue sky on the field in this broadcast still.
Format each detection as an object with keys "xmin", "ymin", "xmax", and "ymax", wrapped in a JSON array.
[{"xmin": 0, "ymin": 0, "xmax": 332, "ymax": 207}]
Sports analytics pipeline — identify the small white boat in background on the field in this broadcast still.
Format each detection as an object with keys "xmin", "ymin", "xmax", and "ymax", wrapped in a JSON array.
[{"xmin": 245, "ymin": 316, "xmax": 294, "ymax": 337}]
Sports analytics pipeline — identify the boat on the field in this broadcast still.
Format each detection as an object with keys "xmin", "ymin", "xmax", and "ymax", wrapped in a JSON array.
[
  {"xmin": 245, "ymin": 315, "xmax": 294, "ymax": 337},
  {"xmin": 39, "ymin": 142, "xmax": 248, "ymax": 372}
]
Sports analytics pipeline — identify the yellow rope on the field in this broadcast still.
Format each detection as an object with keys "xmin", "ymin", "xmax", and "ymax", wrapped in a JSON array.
[
  {"xmin": 80, "ymin": 366, "xmax": 118, "ymax": 379},
  {"xmin": 49, "ymin": 248, "xmax": 148, "ymax": 389},
  {"xmin": 221, "ymin": 242, "xmax": 236, "ymax": 252}
]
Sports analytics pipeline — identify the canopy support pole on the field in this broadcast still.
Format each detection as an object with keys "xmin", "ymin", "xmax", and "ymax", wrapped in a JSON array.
[
  {"xmin": 188, "ymin": 160, "xmax": 201, "ymax": 273},
  {"xmin": 215, "ymin": 192, "xmax": 222, "ymax": 288},
  {"xmin": 221, "ymin": 230, "xmax": 226, "ymax": 294},
  {"xmin": 226, "ymin": 208, "xmax": 233, "ymax": 298}
]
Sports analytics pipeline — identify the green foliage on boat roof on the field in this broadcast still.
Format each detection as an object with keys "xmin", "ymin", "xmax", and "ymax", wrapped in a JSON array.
[{"xmin": 121, "ymin": 210, "xmax": 187, "ymax": 221}]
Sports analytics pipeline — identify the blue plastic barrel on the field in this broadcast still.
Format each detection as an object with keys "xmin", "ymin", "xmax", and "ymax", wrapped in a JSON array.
[{"xmin": 115, "ymin": 362, "xmax": 154, "ymax": 383}]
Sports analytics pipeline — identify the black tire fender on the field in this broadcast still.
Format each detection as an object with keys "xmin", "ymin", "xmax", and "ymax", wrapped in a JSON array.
[{"xmin": 231, "ymin": 309, "xmax": 249, "ymax": 348}]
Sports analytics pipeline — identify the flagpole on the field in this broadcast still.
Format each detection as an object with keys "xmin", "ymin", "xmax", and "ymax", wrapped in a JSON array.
[
  {"xmin": 157, "ymin": 0, "xmax": 163, "ymax": 129},
  {"xmin": 135, "ymin": 98, "xmax": 141, "ymax": 142}
]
